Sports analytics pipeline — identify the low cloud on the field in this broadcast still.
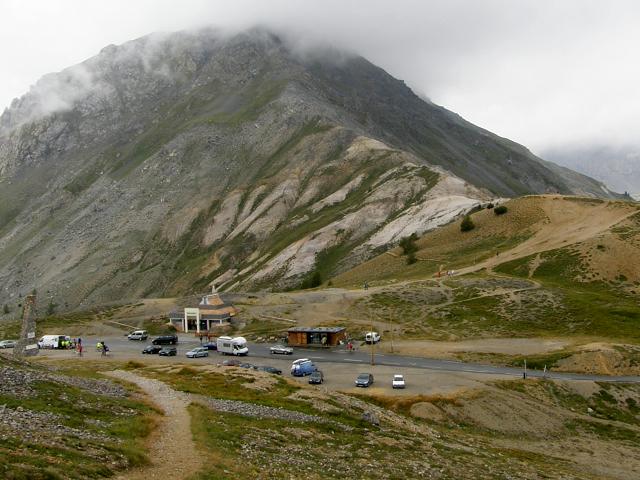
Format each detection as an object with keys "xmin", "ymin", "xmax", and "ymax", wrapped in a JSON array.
[{"xmin": 1, "ymin": 0, "xmax": 639, "ymax": 153}]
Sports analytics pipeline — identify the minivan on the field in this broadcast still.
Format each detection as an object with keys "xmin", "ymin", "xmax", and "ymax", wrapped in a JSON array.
[
  {"xmin": 291, "ymin": 358, "xmax": 317, "ymax": 377},
  {"xmin": 128, "ymin": 330, "xmax": 148, "ymax": 341}
]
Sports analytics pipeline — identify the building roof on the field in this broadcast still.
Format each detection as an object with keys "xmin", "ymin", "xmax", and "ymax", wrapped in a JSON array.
[
  {"xmin": 168, "ymin": 311, "xmax": 232, "ymax": 321},
  {"xmin": 288, "ymin": 327, "xmax": 346, "ymax": 334}
]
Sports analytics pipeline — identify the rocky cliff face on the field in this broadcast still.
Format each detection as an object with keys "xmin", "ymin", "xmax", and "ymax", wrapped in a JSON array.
[{"xmin": 0, "ymin": 28, "xmax": 619, "ymax": 310}]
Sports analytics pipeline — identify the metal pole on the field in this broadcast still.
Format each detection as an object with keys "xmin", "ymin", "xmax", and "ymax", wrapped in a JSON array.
[{"xmin": 370, "ymin": 316, "xmax": 375, "ymax": 366}]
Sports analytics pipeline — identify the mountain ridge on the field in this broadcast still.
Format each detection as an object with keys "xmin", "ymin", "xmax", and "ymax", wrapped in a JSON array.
[{"xmin": 0, "ymin": 27, "xmax": 624, "ymax": 310}]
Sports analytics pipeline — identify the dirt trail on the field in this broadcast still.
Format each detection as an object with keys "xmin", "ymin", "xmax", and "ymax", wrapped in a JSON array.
[
  {"xmin": 458, "ymin": 197, "xmax": 637, "ymax": 275},
  {"xmin": 105, "ymin": 370, "xmax": 203, "ymax": 480}
]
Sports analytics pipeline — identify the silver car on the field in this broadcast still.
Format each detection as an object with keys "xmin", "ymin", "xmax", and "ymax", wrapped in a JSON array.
[
  {"xmin": 269, "ymin": 344, "xmax": 293, "ymax": 355},
  {"xmin": 186, "ymin": 347, "xmax": 209, "ymax": 358},
  {"xmin": 0, "ymin": 340, "xmax": 17, "ymax": 349}
]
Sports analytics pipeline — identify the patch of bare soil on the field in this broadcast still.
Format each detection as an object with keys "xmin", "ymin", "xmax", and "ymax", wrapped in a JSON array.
[
  {"xmin": 459, "ymin": 196, "xmax": 638, "ymax": 275},
  {"xmin": 556, "ymin": 343, "xmax": 640, "ymax": 376},
  {"xmin": 105, "ymin": 370, "xmax": 204, "ymax": 480}
]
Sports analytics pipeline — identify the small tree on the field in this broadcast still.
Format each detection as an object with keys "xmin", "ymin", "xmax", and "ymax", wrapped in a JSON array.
[
  {"xmin": 399, "ymin": 233, "xmax": 418, "ymax": 255},
  {"xmin": 301, "ymin": 270, "xmax": 322, "ymax": 289},
  {"xmin": 494, "ymin": 205, "xmax": 508, "ymax": 215},
  {"xmin": 46, "ymin": 300, "xmax": 57, "ymax": 316},
  {"xmin": 406, "ymin": 252, "xmax": 417, "ymax": 265},
  {"xmin": 460, "ymin": 215, "xmax": 475, "ymax": 232}
]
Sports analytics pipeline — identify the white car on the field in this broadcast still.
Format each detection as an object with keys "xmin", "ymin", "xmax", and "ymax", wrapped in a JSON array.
[
  {"xmin": 186, "ymin": 347, "xmax": 209, "ymax": 358},
  {"xmin": 127, "ymin": 330, "xmax": 148, "ymax": 341},
  {"xmin": 269, "ymin": 344, "xmax": 293, "ymax": 355},
  {"xmin": 392, "ymin": 374, "xmax": 406, "ymax": 389},
  {"xmin": 0, "ymin": 340, "xmax": 17, "ymax": 349}
]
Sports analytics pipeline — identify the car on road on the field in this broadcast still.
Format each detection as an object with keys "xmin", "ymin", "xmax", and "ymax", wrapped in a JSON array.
[
  {"xmin": 0, "ymin": 340, "xmax": 17, "ymax": 349},
  {"xmin": 142, "ymin": 345, "xmax": 162, "ymax": 355},
  {"xmin": 365, "ymin": 332, "xmax": 381, "ymax": 344},
  {"xmin": 355, "ymin": 373, "xmax": 374, "ymax": 387},
  {"xmin": 392, "ymin": 374, "xmax": 406, "ymax": 389},
  {"xmin": 127, "ymin": 330, "xmax": 148, "ymax": 341},
  {"xmin": 186, "ymin": 347, "xmax": 208, "ymax": 358},
  {"xmin": 309, "ymin": 371, "xmax": 324, "ymax": 385},
  {"xmin": 269, "ymin": 344, "xmax": 293, "ymax": 355},
  {"xmin": 239, "ymin": 362, "xmax": 256, "ymax": 369},
  {"xmin": 159, "ymin": 346, "xmax": 177, "ymax": 357},
  {"xmin": 256, "ymin": 365, "xmax": 282, "ymax": 375},
  {"xmin": 202, "ymin": 341, "xmax": 217, "ymax": 350},
  {"xmin": 222, "ymin": 359, "xmax": 241, "ymax": 367},
  {"xmin": 152, "ymin": 334, "xmax": 178, "ymax": 345}
]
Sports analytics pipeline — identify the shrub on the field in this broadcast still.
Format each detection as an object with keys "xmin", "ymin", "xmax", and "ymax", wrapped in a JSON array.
[
  {"xmin": 300, "ymin": 270, "xmax": 322, "ymax": 289},
  {"xmin": 460, "ymin": 215, "xmax": 475, "ymax": 232},
  {"xmin": 399, "ymin": 233, "xmax": 418, "ymax": 255},
  {"xmin": 486, "ymin": 203, "xmax": 495, "ymax": 209},
  {"xmin": 406, "ymin": 253, "xmax": 417, "ymax": 265},
  {"xmin": 494, "ymin": 205, "xmax": 508, "ymax": 215}
]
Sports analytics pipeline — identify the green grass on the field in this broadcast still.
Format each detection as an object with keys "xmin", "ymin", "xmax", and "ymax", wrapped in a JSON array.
[{"xmin": 0, "ymin": 367, "xmax": 155, "ymax": 479}]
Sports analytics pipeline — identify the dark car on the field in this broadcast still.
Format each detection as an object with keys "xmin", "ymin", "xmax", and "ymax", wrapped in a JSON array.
[
  {"xmin": 309, "ymin": 371, "xmax": 324, "ymax": 385},
  {"xmin": 159, "ymin": 346, "xmax": 177, "ymax": 356},
  {"xmin": 142, "ymin": 345, "xmax": 162, "ymax": 355},
  {"xmin": 355, "ymin": 373, "xmax": 374, "ymax": 387},
  {"xmin": 239, "ymin": 362, "xmax": 257, "ymax": 370},
  {"xmin": 222, "ymin": 359, "xmax": 240, "ymax": 367},
  {"xmin": 152, "ymin": 334, "xmax": 178, "ymax": 345},
  {"xmin": 256, "ymin": 365, "xmax": 282, "ymax": 375},
  {"xmin": 202, "ymin": 341, "xmax": 217, "ymax": 350}
]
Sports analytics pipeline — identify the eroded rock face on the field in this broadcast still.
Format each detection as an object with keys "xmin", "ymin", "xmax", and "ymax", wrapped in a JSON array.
[{"xmin": 0, "ymin": 28, "xmax": 613, "ymax": 306}]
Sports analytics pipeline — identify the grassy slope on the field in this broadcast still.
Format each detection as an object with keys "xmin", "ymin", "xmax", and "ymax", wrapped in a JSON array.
[
  {"xmin": 131, "ymin": 363, "xmax": 640, "ymax": 479},
  {"xmin": 0, "ymin": 359, "xmax": 156, "ymax": 480},
  {"xmin": 336, "ymin": 196, "xmax": 640, "ymax": 343}
]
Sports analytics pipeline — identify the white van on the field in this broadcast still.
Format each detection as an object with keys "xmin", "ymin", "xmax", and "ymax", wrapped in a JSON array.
[
  {"xmin": 216, "ymin": 336, "xmax": 248, "ymax": 356},
  {"xmin": 365, "ymin": 332, "xmax": 381, "ymax": 344},
  {"xmin": 127, "ymin": 330, "xmax": 148, "ymax": 341},
  {"xmin": 37, "ymin": 335, "xmax": 70, "ymax": 349}
]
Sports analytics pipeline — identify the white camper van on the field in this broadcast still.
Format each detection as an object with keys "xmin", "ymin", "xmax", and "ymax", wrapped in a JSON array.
[
  {"xmin": 216, "ymin": 336, "xmax": 249, "ymax": 356},
  {"xmin": 37, "ymin": 335, "xmax": 70, "ymax": 349}
]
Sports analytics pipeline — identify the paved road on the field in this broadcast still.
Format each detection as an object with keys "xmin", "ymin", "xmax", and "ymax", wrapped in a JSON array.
[{"xmin": 76, "ymin": 334, "xmax": 640, "ymax": 383}]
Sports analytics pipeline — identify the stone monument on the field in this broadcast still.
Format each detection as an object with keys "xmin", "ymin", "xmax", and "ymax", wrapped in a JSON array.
[{"xmin": 13, "ymin": 294, "xmax": 39, "ymax": 358}]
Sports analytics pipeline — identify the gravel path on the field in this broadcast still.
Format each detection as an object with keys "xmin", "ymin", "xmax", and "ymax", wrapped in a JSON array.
[{"xmin": 105, "ymin": 370, "xmax": 203, "ymax": 480}]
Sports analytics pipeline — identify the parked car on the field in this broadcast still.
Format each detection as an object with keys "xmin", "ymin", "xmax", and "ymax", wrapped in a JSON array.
[
  {"xmin": 355, "ymin": 373, "xmax": 374, "ymax": 387},
  {"xmin": 269, "ymin": 344, "xmax": 293, "ymax": 355},
  {"xmin": 128, "ymin": 330, "xmax": 148, "ymax": 341},
  {"xmin": 152, "ymin": 334, "xmax": 178, "ymax": 345},
  {"xmin": 256, "ymin": 365, "xmax": 282, "ymax": 375},
  {"xmin": 186, "ymin": 347, "xmax": 208, "ymax": 358},
  {"xmin": 239, "ymin": 362, "xmax": 256, "ymax": 369},
  {"xmin": 392, "ymin": 374, "xmax": 406, "ymax": 389},
  {"xmin": 291, "ymin": 358, "xmax": 317, "ymax": 377},
  {"xmin": 142, "ymin": 345, "xmax": 162, "ymax": 355},
  {"xmin": 159, "ymin": 346, "xmax": 177, "ymax": 357},
  {"xmin": 365, "ymin": 332, "xmax": 381, "ymax": 344},
  {"xmin": 0, "ymin": 340, "xmax": 17, "ymax": 349},
  {"xmin": 309, "ymin": 371, "xmax": 324, "ymax": 385},
  {"xmin": 202, "ymin": 341, "xmax": 217, "ymax": 350}
]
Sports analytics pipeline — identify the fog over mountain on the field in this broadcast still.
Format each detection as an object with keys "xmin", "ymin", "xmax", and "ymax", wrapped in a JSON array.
[
  {"xmin": 543, "ymin": 146, "xmax": 640, "ymax": 200},
  {"xmin": 2, "ymin": 1, "xmax": 640, "ymax": 157}
]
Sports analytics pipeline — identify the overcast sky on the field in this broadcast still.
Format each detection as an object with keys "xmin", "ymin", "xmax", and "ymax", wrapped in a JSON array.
[{"xmin": 1, "ymin": 0, "xmax": 639, "ymax": 154}]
